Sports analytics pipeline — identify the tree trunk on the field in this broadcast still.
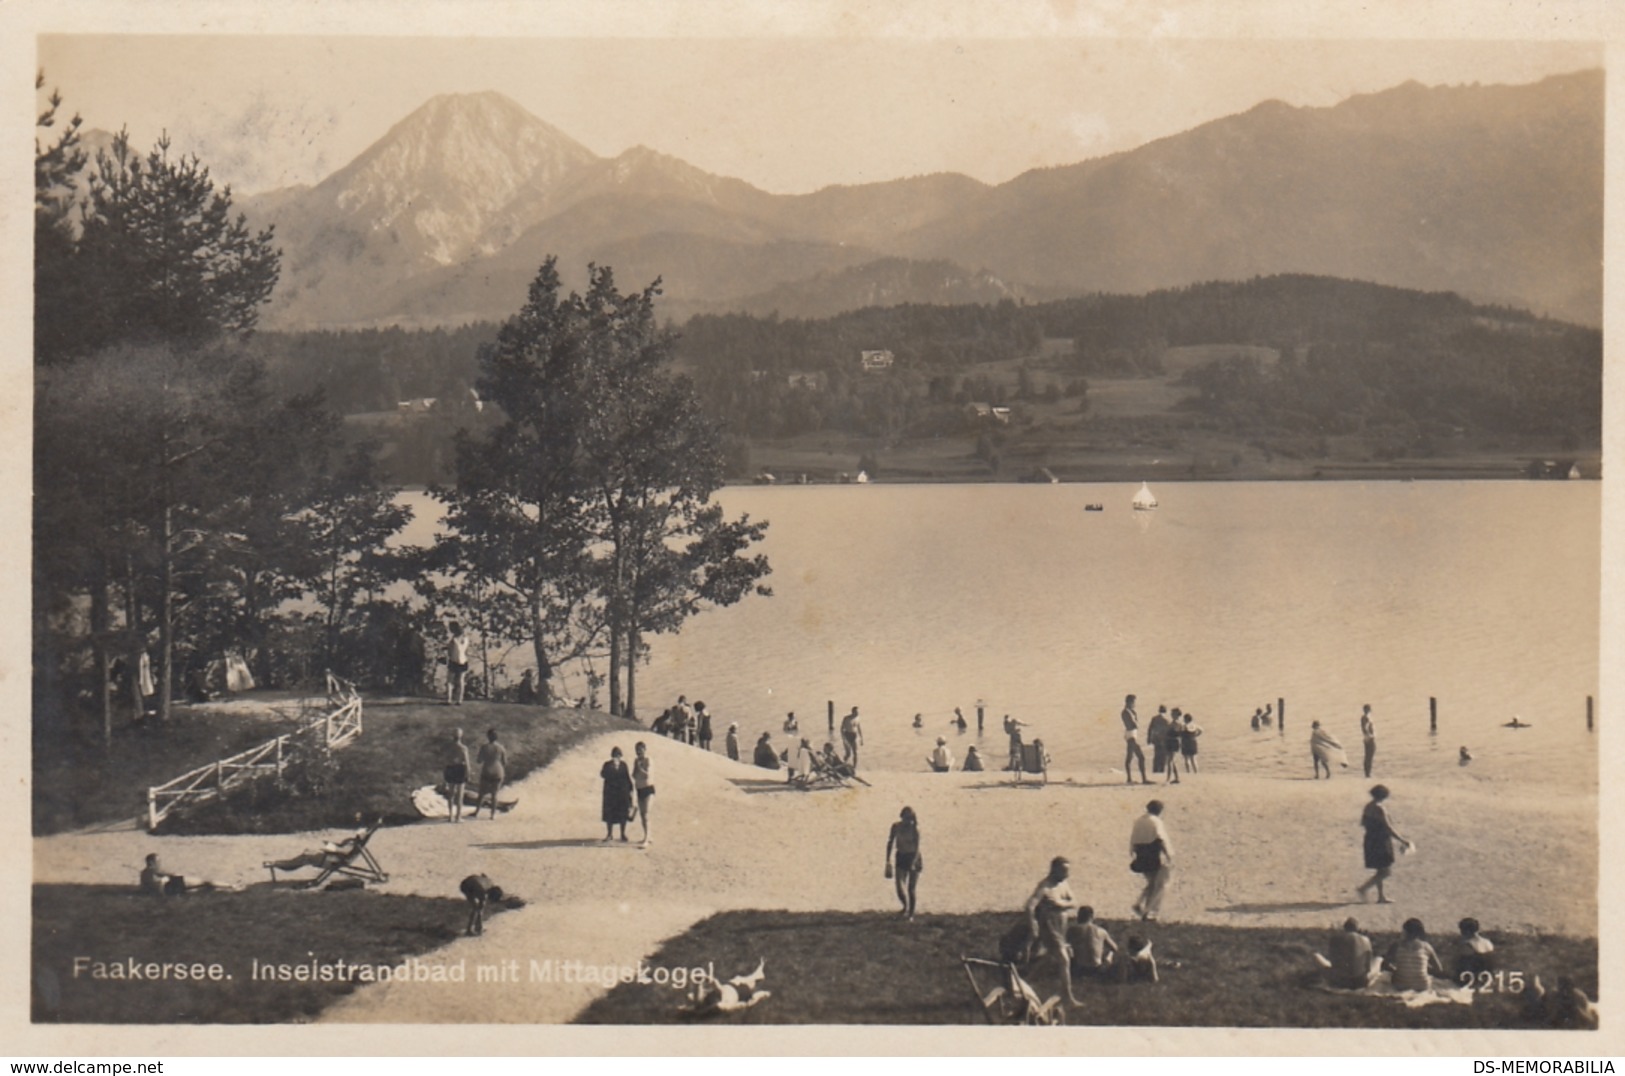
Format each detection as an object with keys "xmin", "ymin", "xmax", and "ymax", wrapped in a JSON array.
[
  {"xmin": 158, "ymin": 505, "xmax": 174, "ymax": 724},
  {"xmin": 625, "ymin": 624, "xmax": 639, "ymax": 722},
  {"xmin": 90, "ymin": 562, "xmax": 111, "ymax": 749}
]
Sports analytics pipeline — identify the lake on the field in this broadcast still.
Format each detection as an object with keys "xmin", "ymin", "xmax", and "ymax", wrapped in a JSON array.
[{"xmin": 397, "ymin": 481, "xmax": 1600, "ymax": 788}]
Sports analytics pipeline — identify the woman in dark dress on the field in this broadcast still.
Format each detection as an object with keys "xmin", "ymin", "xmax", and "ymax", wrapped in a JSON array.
[
  {"xmin": 600, "ymin": 746, "xmax": 634, "ymax": 842},
  {"xmin": 1356, "ymin": 784, "xmax": 1411, "ymax": 903}
]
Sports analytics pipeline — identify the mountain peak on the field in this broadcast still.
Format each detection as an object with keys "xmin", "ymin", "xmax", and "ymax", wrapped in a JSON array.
[{"xmin": 314, "ymin": 90, "xmax": 600, "ymax": 265}]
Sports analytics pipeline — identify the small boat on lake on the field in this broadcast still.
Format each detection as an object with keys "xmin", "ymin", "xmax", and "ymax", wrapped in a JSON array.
[
  {"xmin": 1083, "ymin": 504, "xmax": 1104, "ymax": 512},
  {"xmin": 1132, "ymin": 482, "xmax": 1158, "ymax": 511}
]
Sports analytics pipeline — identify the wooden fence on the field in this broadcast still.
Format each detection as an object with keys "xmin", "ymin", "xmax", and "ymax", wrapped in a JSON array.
[{"xmin": 145, "ymin": 675, "xmax": 363, "ymax": 831}]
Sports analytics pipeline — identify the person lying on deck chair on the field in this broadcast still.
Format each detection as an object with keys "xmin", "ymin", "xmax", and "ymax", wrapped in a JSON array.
[{"xmin": 263, "ymin": 822, "xmax": 369, "ymax": 881}]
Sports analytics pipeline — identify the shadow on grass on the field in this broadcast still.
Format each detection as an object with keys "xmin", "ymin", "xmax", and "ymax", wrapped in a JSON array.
[{"xmin": 33, "ymin": 883, "xmax": 500, "ymax": 1024}]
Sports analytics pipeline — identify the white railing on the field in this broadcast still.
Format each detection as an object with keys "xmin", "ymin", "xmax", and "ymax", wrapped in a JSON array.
[{"xmin": 145, "ymin": 675, "xmax": 363, "ymax": 831}]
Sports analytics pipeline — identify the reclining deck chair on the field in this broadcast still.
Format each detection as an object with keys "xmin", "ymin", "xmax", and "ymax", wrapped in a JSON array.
[
  {"xmin": 961, "ymin": 956, "xmax": 1067, "ymax": 1025},
  {"xmin": 807, "ymin": 751, "xmax": 871, "ymax": 788},
  {"xmin": 266, "ymin": 820, "xmax": 388, "ymax": 889},
  {"xmin": 1009, "ymin": 740, "xmax": 1050, "ymax": 785}
]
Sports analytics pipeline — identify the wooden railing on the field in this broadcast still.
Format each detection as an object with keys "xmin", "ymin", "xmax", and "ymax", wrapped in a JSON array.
[{"xmin": 145, "ymin": 675, "xmax": 363, "ymax": 831}]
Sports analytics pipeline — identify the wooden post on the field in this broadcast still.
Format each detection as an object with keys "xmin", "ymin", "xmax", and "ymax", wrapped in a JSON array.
[
  {"xmin": 1587, "ymin": 695, "xmax": 1594, "ymax": 731},
  {"xmin": 1278, "ymin": 697, "xmax": 1285, "ymax": 736},
  {"xmin": 147, "ymin": 789, "xmax": 158, "ymax": 832},
  {"xmin": 976, "ymin": 703, "xmax": 985, "ymax": 733},
  {"xmin": 1429, "ymin": 697, "xmax": 1437, "ymax": 735},
  {"xmin": 827, "ymin": 700, "xmax": 835, "ymax": 732},
  {"xmin": 276, "ymin": 735, "xmax": 285, "ymax": 776}
]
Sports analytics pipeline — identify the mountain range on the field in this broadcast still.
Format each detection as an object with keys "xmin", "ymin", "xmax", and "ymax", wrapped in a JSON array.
[{"xmin": 231, "ymin": 69, "xmax": 1602, "ymax": 330}]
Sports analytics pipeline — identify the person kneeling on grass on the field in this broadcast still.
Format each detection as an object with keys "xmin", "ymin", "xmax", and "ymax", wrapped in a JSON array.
[
  {"xmin": 460, "ymin": 873, "xmax": 504, "ymax": 936},
  {"xmin": 1066, "ymin": 906, "xmax": 1119, "ymax": 980},
  {"xmin": 1118, "ymin": 934, "xmax": 1158, "ymax": 984},
  {"xmin": 681, "ymin": 959, "xmax": 770, "ymax": 1017}
]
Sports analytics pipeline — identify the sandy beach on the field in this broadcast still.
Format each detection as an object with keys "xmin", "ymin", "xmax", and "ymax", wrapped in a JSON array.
[{"xmin": 32, "ymin": 730, "xmax": 1596, "ymax": 1023}]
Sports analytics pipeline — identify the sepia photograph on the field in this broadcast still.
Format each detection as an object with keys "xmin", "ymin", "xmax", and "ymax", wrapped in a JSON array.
[{"xmin": 10, "ymin": 0, "xmax": 1620, "ymax": 1056}]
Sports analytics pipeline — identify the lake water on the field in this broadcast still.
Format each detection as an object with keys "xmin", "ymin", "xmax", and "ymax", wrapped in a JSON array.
[{"xmin": 397, "ymin": 482, "xmax": 1600, "ymax": 788}]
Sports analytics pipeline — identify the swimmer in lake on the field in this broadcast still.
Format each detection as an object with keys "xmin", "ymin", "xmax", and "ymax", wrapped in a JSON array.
[
  {"xmin": 1459, "ymin": 746, "xmax": 1473, "ymax": 765},
  {"xmin": 1504, "ymin": 716, "xmax": 1530, "ymax": 729}
]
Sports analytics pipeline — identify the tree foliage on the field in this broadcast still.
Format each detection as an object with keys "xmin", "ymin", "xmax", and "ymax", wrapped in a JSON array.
[{"xmin": 437, "ymin": 259, "xmax": 772, "ymax": 713}]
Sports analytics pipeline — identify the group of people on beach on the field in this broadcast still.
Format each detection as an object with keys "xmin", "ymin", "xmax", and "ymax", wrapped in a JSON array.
[{"xmin": 1119, "ymin": 695, "xmax": 1202, "ymax": 785}]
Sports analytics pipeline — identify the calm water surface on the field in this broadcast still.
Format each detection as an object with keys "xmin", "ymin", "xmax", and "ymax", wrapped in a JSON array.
[{"xmin": 399, "ymin": 482, "xmax": 1600, "ymax": 787}]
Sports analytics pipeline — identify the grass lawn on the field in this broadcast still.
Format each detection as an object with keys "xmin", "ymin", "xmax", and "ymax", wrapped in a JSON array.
[
  {"xmin": 34, "ymin": 695, "xmax": 628, "ymax": 836},
  {"xmin": 32, "ymin": 883, "xmax": 510, "ymax": 1024},
  {"xmin": 162, "ymin": 699, "xmax": 630, "ymax": 835},
  {"xmin": 33, "ymin": 695, "xmax": 320, "ymax": 835},
  {"xmin": 575, "ymin": 911, "xmax": 1596, "ymax": 1028}
]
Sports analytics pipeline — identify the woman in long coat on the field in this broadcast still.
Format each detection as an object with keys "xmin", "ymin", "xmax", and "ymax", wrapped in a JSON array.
[{"xmin": 601, "ymin": 746, "xmax": 634, "ymax": 842}]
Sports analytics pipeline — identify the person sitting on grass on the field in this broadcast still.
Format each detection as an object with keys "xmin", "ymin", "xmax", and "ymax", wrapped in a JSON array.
[
  {"xmin": 1321, "ymin": 917, "xmax": 1380, "ymax": 989},
  {"xmin": 1118, "ymin": 934, "xmax": 1158, "ymax": 984},
  {"xmin": 1066, "ymin": 906, "xmax": 1119, "ymax": 980},
  {"xmin": 1452, "ymin": 917, "xmax": 1496, "ymax": 979},
  {"xmin": 681, "ymin": 959, "xmax": 771, "ymax": 1017},
  {"xmin": 1383, "ymin": 918, "xmax": 1445, "ymax": 993},
  {"xmin": 263, "ymin": 822, "xmax": 368, "ymax": 881},
  {"xmin": 460, "ymin": 873, "xmax": 504, "ymax": 936}
]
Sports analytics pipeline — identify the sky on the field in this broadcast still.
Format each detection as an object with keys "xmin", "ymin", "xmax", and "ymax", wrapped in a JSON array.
[{"xmin": 35, "ymin": 34, "xmax": 1603, "ymax": 197}]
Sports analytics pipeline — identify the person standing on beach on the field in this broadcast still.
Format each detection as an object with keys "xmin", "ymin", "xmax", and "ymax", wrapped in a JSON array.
[
  {"xmin": 1179, "ymin": 713, "xmax": 1202, "ymax": 774},
  {"xmin": 632, "ymin": 741, "xmax": 654, "ymax": 847},
  {"xmin": 1129, "ymin": 800, "xmax": 1174, "ymax": 921},
  {"xmin": 1356, "ymin": 784, "xmax": 1411, "ymax": 903},
  {"xmin": 1004, "ymin": 714, "xmax": 1024, "ymax": 771},
  {"xmin": 885, "ymin": 806, "xmax": 923, "ymax": 920},
  {"xmin": 725, "ymin": 722, "xmax": 740, "ymax": 761},
  {"xmin": 473, "ymin": 728, "xmax": 507, "ymax": 820},
  {"xmin": 1162, "ymin": 708, "xmax": 1183, "ymax": 785},
  {"xmin": 694, "ymin": 701, "xmax": 714, "ymax": 752},
  {"xmin": 444, "ymin": 728, "xmax": 470, "ymax": 823},
  {"xmin": 1024, "ymin": 856, "xmax": 1081, "ymax": 1006},
  {"xmin": 1310, "ymin": 721, "xmax": 1347, "ymax": 779},
  {"xmin": 1360, "ymin": 706, "xmax": 1377, "ymax": 778},
  {"xmin": 445, "ymin": 620, "xmax": 470, "ymax": 706},
  {"xmin": 841, "ymin": 707, "xmax": 864, "ymax": 772},
  {"xmin": 673, "ymin": 695, "xmax": 693, "ymax": 745},
  {"xmin": 1121, "ymin": 695, "xmax": 1149, "ymax": 785},
  {"xmin": 1147, "ymin": 706, "xmax": 1171, "ymax": 775},
  {"xmin": 600, "ymin": 745, "xmax": 633, "ymax": 842}
]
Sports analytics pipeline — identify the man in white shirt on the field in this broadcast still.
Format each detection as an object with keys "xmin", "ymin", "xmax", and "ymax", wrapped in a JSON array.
[
  {"xmin": 1129, "ymin": 799, "xmax": 1174, "ymax": 921},
  {"xmin": 928, "ymin": 737, "xmax": 954, "ymax": 772}
]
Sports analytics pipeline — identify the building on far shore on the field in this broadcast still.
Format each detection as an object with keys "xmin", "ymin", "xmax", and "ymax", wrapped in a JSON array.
[
  {"xmin": 860, "ymin": 350, "xmax": 894, "ymax": 372},
  {"xmin": 1525, "ymin": 458, "xmax": 1583, "ymax": 479}
]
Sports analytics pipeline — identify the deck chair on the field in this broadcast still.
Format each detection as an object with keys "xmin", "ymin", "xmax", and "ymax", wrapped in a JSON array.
[
  {"xmin": 268, "ymin": 820, "xmax": 388, "ymax": 889},
  {"xmin": 961, "ymin": 957, "xmax": 1067, "ymax": 1026},
  {"xmin": 1009, "ymin": 740, "xmax": 1050, "ymax": 785},
  {"xmin": 808, "ymin": 752, "xmax": 872, "ymax": 788}
]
